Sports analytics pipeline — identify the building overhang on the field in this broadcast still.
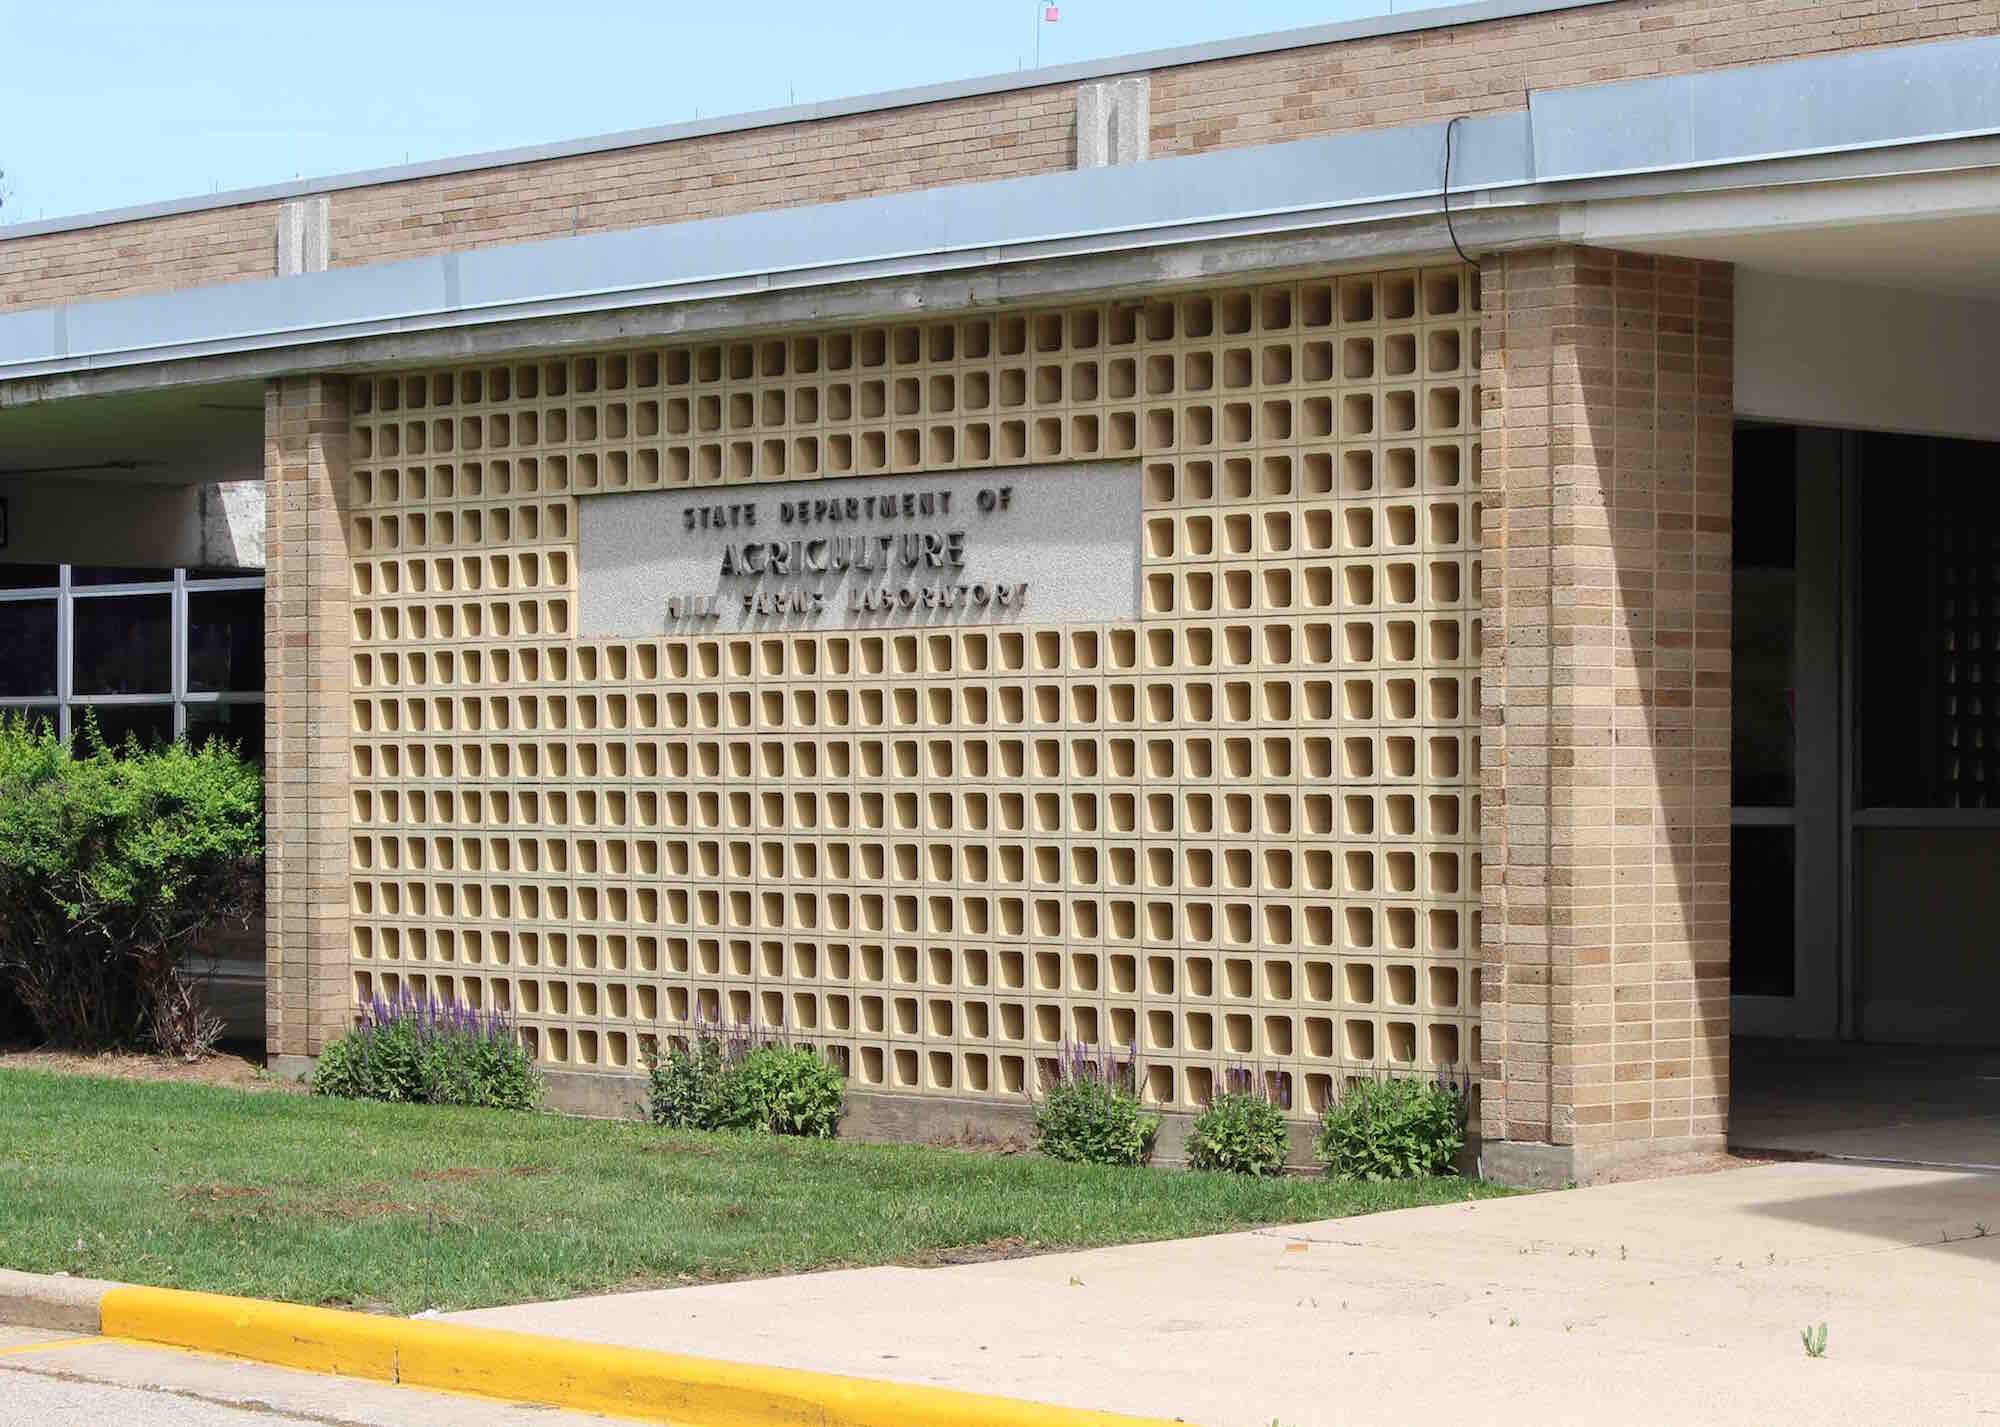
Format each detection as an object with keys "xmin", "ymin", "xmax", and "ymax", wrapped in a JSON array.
[{"xmin": 5, "ymin": 33, "xmax": 2000, "ymax": 405}]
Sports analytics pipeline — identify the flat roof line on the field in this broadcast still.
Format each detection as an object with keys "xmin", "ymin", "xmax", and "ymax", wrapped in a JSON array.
[{"xmin": 0, "ymin": 0, "xmax": 1615, "ymax": 242}]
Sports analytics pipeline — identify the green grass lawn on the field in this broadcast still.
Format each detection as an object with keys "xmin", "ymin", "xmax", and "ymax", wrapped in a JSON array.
[{"xmin": 0, "ymin": 1068, "xmax": 1508, "ymax": 1313}]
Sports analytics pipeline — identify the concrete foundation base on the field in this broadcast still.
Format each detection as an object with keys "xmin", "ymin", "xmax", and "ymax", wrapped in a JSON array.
[
  {"xmin": 538, "ymin": 1074, "xmax": 1407, "ymax": 1172},
  {"xmin": 273, "ymin": 1054, "xmax": 1052, "ymax": 1150},
  {"xmin": 1479, "ymin": 1133, "xmax": 1729, "ymax": 1187},
  {"xmin": 268, "ymin": 1053, "xmax": 314, "ymax": 1085},
  {"xmin": 268, "ymin": 1054, "xmax": 1503, "ymax": 1174}
]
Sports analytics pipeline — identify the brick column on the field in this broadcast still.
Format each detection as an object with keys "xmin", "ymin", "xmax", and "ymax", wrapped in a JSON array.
[
  {"xmin": 264, "ymin": 375, "xmax": 352, "ymax": 1066},
  {"xmin": 1479, "ymin": 247, "xmax": 1732, "ymax": 1183}
]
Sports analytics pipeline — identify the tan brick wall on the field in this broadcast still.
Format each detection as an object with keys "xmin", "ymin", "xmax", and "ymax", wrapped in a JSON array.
[
  {"xmin": 9, "ymin": 0, "xmax": 1995, "ymax": 312},
  {"xmin": 1, "ymin": 202, "xmax": 279, "ymax": 310},
  {"xmin": 265, "ymin": 375, "xmax": 354, "ymax": 1057},
  {"xmin": 1150, "ymin": 0, "xmax": 2000, "ymax": 153},
  {"xmin": 1478, "ymin": 245, "xmax": 1731, "ymax": 1154},
  {"xmin": 328, "ymin": 87, "xmax": 1075, "ymax": 268}
]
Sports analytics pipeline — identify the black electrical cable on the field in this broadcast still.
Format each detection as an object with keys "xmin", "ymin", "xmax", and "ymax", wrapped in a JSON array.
[
  {"xmin": 0, "ymin": 460, "xmax": 152, "ymax": 477},
  {"xmin": 1442, "ymin": 114, "xmax": 1473, "ymax": 265}
]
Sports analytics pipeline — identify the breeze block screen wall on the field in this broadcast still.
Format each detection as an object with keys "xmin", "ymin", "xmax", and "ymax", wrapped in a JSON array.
[{"xmin": 339, "ymin": 264, "xmax": 1483, "ymax": 1120}]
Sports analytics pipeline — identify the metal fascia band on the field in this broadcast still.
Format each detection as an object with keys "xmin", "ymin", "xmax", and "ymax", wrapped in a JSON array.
[
  {"xmin": 10, "ymin": 136, "xmax": 1996, "ymax": 384},
  {"xmin": 3, "ymin": 189, "xmax": 1464, "ymax": 374},
  {"xmin": 8, "ymin": 31, "xmax": 2000, "ymax": 384}
]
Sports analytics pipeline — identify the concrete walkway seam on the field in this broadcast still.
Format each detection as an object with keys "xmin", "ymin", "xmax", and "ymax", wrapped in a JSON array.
[
  {"xmin": 0, "ymin": 1336, "xmax": 105, "ymax": 1357},
  {"xmin": 94, "ymin": 1284, "xmax": 1186, "ymax": 1427}
]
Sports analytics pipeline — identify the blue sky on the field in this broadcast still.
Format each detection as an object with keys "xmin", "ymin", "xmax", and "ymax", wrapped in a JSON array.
[{"xmin": 0, "ymin": 0, "xmax": 1455, "ymax": 223}]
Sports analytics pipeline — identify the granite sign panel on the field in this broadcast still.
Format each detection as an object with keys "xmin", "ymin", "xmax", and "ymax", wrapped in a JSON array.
[{"xmin": 578, "ymin": 462, "xmax": 1140, "ymax": 634}]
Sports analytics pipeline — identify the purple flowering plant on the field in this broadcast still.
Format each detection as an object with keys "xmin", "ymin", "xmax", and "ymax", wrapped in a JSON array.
[
  {"xmin": 1030, "ymin": 1039, "xmax": 1159, "ymax": 1167},
  {"xmin": 310, "ymin": 987, "xmax": 544, "ymax": 1111}
]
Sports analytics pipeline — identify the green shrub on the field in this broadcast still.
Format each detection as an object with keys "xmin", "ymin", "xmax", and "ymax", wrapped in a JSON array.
[
  {"xmin": 311, "ymin": 991, "xmax": 544, "ymax": 1110},
  {"xmin": 645, "ymin": 1022, "xmax": 758, "ymax": 1130},
  {"xmin": 1314, "ymin": 1073, "xmax": 1468, "ymax": 1181},
  {"xmin": 645, "ymin": 1022, "xmax": 845, "ymax": 1137},
  {"xmin": 737, "ymin": 1045, "xmax": 846, "ymax": 1138},
  {"xmin": 1188, "ymin": 1086, "xmax": 1292, "ymax": 1176},
  {"xmin": 310, "ymin": 1022, "xmax": 411, "ymax": 1104},
  {"xmin": 0, "ymin": 715, "xmax": 263, "ymax": 1057},
  {"xmin": 1032, "ymin": 1049, "xmax": 1159, "ymax": 1167}
]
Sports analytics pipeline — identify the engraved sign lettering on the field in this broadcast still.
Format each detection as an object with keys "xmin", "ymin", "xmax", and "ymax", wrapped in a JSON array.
[{"xmin": 579, "ymin": 463, "xmax": 1140, "ymax": 633}]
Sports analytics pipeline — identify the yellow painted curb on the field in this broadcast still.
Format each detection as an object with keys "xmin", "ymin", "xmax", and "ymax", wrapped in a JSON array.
[{"xmin": 99, "ymin": 1285, "xmax": 1188, "ymax": 1427}]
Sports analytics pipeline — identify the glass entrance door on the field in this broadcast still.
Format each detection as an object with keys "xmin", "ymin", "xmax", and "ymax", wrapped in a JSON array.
[
  {"xmin": 1732, "ymin": 424, "xmax": 2000, "ymax": 1045},
  {"xmin": 1851, "ymin": 433, "xmax": 2000, "ymax": 1045}
]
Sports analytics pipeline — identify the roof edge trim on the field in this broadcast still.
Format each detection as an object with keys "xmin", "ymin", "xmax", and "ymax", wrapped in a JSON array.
[{"xmin": 0, "ymin": 0, "xmax": 1614, "ymax": 241}]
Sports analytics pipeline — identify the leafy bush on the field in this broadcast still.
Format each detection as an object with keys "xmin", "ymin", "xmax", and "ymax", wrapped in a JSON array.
[
  {"xmin": 737, "ymin": 1045, "xmax": 846, "ymax": 1138},
  {"xmin": 0, "ymin": 716, "xmax": 263, "ymax": 1057},
  {"xmin": 1188, "ymin": 1075, "xmax": 1292, "ymax": 1176},
  {"xmin": 312, "ymin": 991, "xmax": 544, "ymax": 1110},
  {"xmin": 1032, "ymin": 1045, "xmax": 1159, "ymax": 1168},
  {"xmin": 1314, "ymin": 1071, "xmax": 1469, "ymax": 1181},
  {"xmin": 645, "ymin": 1021, "xmax": 760, "ymax": 1131},
  {"xmin": 644, "ymin": 1020, "xmax": 845, "ymax": 1137}
]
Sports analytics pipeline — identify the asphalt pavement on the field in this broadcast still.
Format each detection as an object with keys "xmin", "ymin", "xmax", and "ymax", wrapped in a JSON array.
[{"xmin": 0, "ymin": 1325, "xmax": 623, "ymax": 1426}]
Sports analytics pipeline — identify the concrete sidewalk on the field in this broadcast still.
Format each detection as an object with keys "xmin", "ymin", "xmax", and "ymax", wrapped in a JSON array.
[{"xmin": 454, "ymin": 1161, "xmax": 2000, "ymax": 1427}]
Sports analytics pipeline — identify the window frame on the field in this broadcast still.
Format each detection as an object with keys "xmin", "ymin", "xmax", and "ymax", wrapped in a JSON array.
[{"xmin": 0, "ymin": 565, "xmax": 263, "ymax": 750}]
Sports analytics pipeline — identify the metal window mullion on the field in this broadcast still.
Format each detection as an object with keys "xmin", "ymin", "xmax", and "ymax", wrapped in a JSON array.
[
  {"xmin": 1850, "ymin": 806, "xmax": 2000, "ymax": 829},
  {"xmin": 1728, "ymin": 806, "xmax": 1799, "ymax": 828},
  {"xmin": 172, "ymin": 568, "xmax": 188, "ymax": 740},
  {"xmin": 66, "ymin": 580, "xmax": 173, "ymax": 598},
  {"xmin": 56, "ymin": 564, "xmax": 72, "ymax": 742},
  {"xmin": 1793, "ymin": 429, "xmax": 1844, "ymax": 1039},
  {"xmin": 1838, "ymin": 432, "xmax": 1861, "ymax": 1043}
]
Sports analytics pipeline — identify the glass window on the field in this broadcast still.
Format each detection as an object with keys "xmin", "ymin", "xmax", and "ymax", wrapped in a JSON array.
[
  {"xmin": 1730, "ymin": 825, "xmax": 1796, "ymax": 998},
  {"xmin": 71, "ymin": 565, "xmax": 173, "ymax": 588},
  {"xmin": 1731, "ymin": 426, "xmax": 1798, "ymax": 808},
  {"xmin": 73, "ymin": 594, "xmax": 172, "ymax": 695},
  {"xmin": 0, "ymin": 601, "xmax": 58, "ymax": 697},
  {"xmin": 0, "ymin": 564, "xmax": 60, "ymax": 591},
  {"xmin": 4, "ymin": 565, "xmax": 266, "ymax": 768},
  {"xmin": 1859, "ymin": 435, "xmax": 2000, "ymax": 809},
  {"xmin": 186, "ymin": 702, "xmax": 266, "ymax": 763},
  {"xmin": 188, "ymin": 589, "xmax": 265, "ymax": 693},
  {"xmin": 74, "ymin": 704, "xmax": 175, "ymax": 753}
]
